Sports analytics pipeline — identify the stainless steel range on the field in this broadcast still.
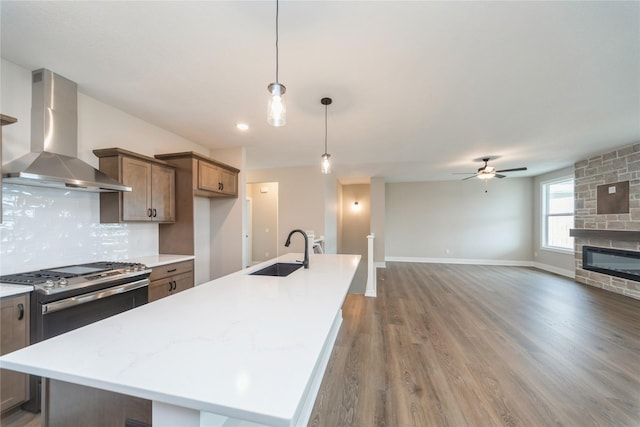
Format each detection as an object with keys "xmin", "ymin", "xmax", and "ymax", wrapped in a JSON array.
[{"xmin": 0, "ymin": 261, "xmax": 151, "ymax": 411}]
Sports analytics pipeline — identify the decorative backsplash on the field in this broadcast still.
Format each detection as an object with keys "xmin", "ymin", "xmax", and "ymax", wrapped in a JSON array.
[{"xmin": 0, "ymin": 184, "xmax": 158, "ymax": 275}]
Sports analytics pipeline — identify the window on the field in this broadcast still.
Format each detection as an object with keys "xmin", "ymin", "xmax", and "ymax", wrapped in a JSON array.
[{"xmin": 542, "ymin": 177, "xmax": 574, "ymax": 251}]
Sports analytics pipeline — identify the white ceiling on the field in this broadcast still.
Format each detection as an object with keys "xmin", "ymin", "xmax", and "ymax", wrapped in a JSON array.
[{"xmin": 1, "ymin": 1, "xmax": 639, "ymax": 183}]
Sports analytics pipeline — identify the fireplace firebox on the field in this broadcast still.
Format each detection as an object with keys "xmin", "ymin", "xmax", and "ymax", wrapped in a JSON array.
[{"xmin": 582, "ymin": 246, "xmax": 640, "ymax": 282}]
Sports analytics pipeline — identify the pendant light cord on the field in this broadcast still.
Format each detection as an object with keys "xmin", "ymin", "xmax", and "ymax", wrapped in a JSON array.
[
  {"xmin": 324, "ymin": 104, "xmax": 328, "ymax": 154},
  {"xmin": 275, "ymin": 0, "xmax": 279, "ymax": 83}
]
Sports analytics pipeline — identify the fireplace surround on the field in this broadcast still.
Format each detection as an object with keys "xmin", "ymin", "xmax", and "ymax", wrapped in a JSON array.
[{"xmin": 573, "ymin": 143, "xmax": 640, "ymax": 300}]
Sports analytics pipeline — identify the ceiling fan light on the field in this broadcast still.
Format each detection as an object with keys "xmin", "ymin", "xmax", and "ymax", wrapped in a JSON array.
[
  {"xmin": 478, "ymin": 172, "xmax": 495, "ymax": 180},
  {"xmin": 267, "ymin": 83, "xmax": 286, "ymax": 127}
]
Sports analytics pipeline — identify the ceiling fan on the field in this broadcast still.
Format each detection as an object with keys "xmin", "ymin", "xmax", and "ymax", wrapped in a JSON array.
[{"xmin": 456, "ymin": 158, "xmax": 527, "ymax": 180}]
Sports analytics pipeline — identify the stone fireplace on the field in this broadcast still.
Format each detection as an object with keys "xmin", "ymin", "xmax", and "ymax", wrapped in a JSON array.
[{"xmin": 572, "ymin": 143, "xmax": 640, "ymax": 300}]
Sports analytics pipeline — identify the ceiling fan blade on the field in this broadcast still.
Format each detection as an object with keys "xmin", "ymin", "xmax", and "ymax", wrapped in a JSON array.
[
  {"xmin": 462, "ymin": 174, "xmax": 478, "ymax": 180},
  {"xmin": 453, "ymin": 172, "xmax": 476, "ymax": 175},
  {"xmin": 495, "ymin": 174, "xmax": 506, "ymax": 179},
  {"xmin": 496, "ymin": 167, "xmax": 527, "ymax": 173}
]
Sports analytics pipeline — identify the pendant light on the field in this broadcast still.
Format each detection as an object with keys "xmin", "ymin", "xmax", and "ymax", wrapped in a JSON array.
[
  {"xmin": 321, "ymin": 97, "xmax": 332, "ymax": 174},
  {"xmin": 267, "ymin": 0, "xmax": 286, "ymax": 126}
]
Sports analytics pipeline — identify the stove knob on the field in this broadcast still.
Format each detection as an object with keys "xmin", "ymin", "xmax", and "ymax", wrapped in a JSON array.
[
  {"xmin": 44, "ymin": 279, "xmax": 55, "ymax": 289},
  {"xmin": 58, "ymin": 278, "xmax": 69, "ymax": 287}
]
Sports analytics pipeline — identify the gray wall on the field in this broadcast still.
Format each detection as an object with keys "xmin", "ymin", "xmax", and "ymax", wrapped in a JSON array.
[
  {"xmin": 386, "ymin": 178, "xmax": 533, "ymax": 263},
  {"xmin": 340, "ymin": 184, "xmax": 370, "ymax": 293},
  {"xmin": 370, "ymin": 177, "xmax": 386, "ymax": 265},
  {"xmin": 532, "ymin": 166, "xmax": 575, "ymax": 276},
  {"xmin": 340, "ymin": 184, "xmax": 370, "ymax": 255}
]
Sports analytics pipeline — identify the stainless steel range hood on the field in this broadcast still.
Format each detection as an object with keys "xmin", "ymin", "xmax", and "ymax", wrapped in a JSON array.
[{"xmin": 2, "ymin": 69, "xmax": 131, "ymax": 192}]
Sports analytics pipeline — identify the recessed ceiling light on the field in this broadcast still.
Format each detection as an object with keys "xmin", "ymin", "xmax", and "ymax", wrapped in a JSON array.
[{"xmin": 236, "ymin": 123, "xmax": 249, "ymax": 131}]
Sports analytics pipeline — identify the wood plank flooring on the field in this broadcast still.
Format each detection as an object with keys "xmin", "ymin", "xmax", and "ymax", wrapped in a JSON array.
[
  {"xmin": 3, "ymin": 263, "xmax": 638, "ymax": 426},
  {"xmin": 309, "ymin": 262, "xmax": 640, "ymax": 427}
]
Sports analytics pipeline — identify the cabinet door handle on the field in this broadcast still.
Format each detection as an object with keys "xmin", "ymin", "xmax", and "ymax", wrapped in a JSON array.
[
  {"xmin": 152, "ymin": 208, "xmax": 157, "ymax": 218},
  {"xmin": 18, "ymin": 303, "xmax": 24, "ymax": 320},
  {"xmin": 172, "ymin": 281, "xmax": 177, "ymax": 291},
  {"xmin": 147, "ymin": 208, "xmax": 153, "ymax": 218},
  {"xmin": 168, "ymin": 281, "xmax": 173, "ymax": 292},
  {"xmin": 167, "ymin": 268, "xmax": 177, "ymax": 273}
]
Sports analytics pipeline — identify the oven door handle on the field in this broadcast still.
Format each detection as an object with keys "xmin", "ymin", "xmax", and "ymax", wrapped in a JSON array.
[{"xmin": 42, "ymin": 278, "xmax": 149, "ymax": 315}]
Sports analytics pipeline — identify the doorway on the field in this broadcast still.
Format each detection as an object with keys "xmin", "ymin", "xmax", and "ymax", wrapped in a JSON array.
[{"xmin": 244, "ymin": 182, "xmax": 279, "ymax": 267}]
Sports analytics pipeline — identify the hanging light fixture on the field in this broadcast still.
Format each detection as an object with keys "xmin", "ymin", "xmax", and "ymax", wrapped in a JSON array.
[
  {"xmin": 267, "ymin": 0, "xmax": 286, "ymax": 126},
  {"xmin": 321, "ymin": 97, "xmax": 332, "ymax": 174}
]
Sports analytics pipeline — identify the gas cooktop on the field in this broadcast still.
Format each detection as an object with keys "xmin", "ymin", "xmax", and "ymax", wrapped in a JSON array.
[{"xmin": 0, "ymin": 261, "xmax": 150, "ymax": 296}]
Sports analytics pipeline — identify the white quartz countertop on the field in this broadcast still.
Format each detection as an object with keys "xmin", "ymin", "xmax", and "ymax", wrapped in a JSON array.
[
  {"xmin": 0, "ymin": 253, "xmax": 360, "ymax": 426},
  {"xmin": 0, "ymin": 284, "xmax": 33, "ymax": 298},
  {"xmin": 126, "ymin": 254, "xmax": 194, "ymax": 268}
]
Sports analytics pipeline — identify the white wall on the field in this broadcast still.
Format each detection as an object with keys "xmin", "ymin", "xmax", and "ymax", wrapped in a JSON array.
[
  {"xmin": 323, "ymin": 174, "xmax": 338, "ymax": 254},
  {"xmin": 247, "ymin": 182, "xmax": 278, "ymax": 263},
  {"xmin": 386, "ymin": 178, "xmax": 534, "ymax": 263},
  {"xmin": 246, "ymin": 166, "xmax": 327, "ymax": 257},
  {"xmin": 532, "ymin": 166, "xmax": 575, "ymax": 277},
  {"xmin": 1, "ymin": 59, "xmax": 211, "ymax": 275}
]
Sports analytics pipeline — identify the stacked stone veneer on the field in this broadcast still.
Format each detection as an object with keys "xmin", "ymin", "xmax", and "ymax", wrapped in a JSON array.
[{"xmin": 574, "ymin": 143, "xmax": 640, "ymax": 300}]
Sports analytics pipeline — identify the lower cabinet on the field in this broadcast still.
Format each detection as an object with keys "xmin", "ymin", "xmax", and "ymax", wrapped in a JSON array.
[
  {"xmin": 148, "ymin": 260, "xmax": 194, "ymax": 302},
  {"xmin": 0, "ymin": 293, "xmax": 30, "ymax": 414}
]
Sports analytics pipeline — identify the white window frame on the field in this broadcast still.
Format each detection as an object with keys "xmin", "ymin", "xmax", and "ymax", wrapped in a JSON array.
[{"xmin": 541, "ymin": 176, "xmax": 575, "ymax": 253}]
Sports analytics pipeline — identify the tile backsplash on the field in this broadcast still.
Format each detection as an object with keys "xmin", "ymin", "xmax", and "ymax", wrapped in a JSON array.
[{"xmin": 1, "ymin": 184, "xmax": 158, "ymax": 275}]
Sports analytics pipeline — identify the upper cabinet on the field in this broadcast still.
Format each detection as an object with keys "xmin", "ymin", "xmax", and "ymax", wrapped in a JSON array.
[
  {"xmin": 155, "ymin": 152, "xmax": 239, "ymax": 199},
  {"xmin": 154, "ymin": 152, "xmax": 240, "ymax": 256},
  {"xmin": 93, "ymin": 148, "xmax": 176, "ymax": 223},
  {"xmin": 198, "ymin": 161, "xmax": 237, "ymax": 196}
]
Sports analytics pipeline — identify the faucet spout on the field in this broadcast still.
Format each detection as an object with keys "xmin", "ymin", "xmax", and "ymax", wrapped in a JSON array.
[{"xmin": 284, "ymin": 229, "xmax": 309, "ymax": 269}]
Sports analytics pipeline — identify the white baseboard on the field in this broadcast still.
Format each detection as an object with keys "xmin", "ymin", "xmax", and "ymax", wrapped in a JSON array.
[
  {"xmin": 374, "ymin": 261, "xmax": 386, "ymax": 268},
  {"xmin": 385, "ymin": 256, "xmax": 534, "ymax": 267},
  {"xmin": 532, "ymin": 262, "xmax": 575, "ymax": 279},
  {"xmin": 383, "ymin": 257, "xmax": 576, "ymax": 279}
]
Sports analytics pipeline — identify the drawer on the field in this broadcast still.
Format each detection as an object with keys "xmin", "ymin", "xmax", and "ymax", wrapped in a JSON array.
[{"xmin": 149, "ymin": 260, "xmax": 193, "ymax": 281}]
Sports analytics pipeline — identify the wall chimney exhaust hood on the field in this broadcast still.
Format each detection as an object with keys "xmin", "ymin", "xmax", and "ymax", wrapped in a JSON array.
[{"xmin": 2, "ymin": 69, "xmax": 131, "ymax": 192}]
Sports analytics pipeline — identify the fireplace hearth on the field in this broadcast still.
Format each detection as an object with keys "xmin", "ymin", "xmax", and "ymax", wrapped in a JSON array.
[{"xmin": 582, "ymin": 246, "xmax": 640, "ymax": 282}]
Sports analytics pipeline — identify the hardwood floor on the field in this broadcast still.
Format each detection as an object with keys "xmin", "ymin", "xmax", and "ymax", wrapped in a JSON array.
[
  {"xmin": 309, "ymin": 262, "xmax": 640, "ymax": 427},
  {"xmin": 3, "ymin": 263, "xmax": 638, "ymax": 426}
]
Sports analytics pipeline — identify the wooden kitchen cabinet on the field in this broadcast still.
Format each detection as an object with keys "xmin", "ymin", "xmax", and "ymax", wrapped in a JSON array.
[
  {"xmin": 198, "ymin": 161, "xmax": 237, "ymax": 196},
  {"xmin": 94, "ymin": 148, "xmax": 175, "ymax": 223},
  {"xmin": 0, "ymin": 293, "xmax": 30, "ymax": 414},
  {"xmin": 154, "ymin": 152, "xmax": 240, "ymax": 256},
  {"xmin": 155, "ymin": 151, "xmax": 239, "ymax": 199},
  {"xmin": 148, "ymin": 260, "xmax": 194, "ymax": 302}
]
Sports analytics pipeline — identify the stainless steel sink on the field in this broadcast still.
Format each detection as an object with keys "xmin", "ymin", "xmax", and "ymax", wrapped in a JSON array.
[{"xmin": 249, "ymin": 262, "xmax": 304, "ymax": 277}]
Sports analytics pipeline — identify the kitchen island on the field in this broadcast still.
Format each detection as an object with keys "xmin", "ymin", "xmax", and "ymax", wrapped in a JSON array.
[{"xmin": 0, "ymin": 253, "xmax": 360, "ymax": 427}]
